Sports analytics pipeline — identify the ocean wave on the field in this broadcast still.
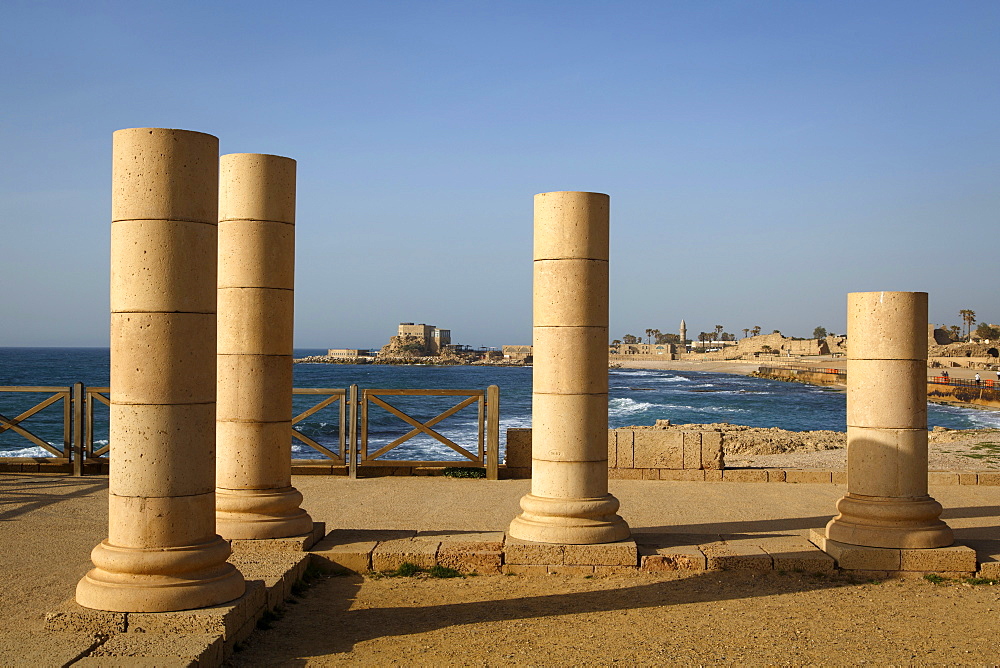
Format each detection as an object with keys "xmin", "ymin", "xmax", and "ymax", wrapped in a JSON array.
[
  {"xmin": 609, "ymin": 398, "xmax": 661, "ymax": 414},
  {"xmin": 0, "ymin": 444, "xmax": 53, "ymax": 458}
]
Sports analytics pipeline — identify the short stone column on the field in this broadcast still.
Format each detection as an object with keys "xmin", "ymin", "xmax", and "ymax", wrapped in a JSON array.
[
  {"xmin": 215, "ymin": 153, "xmax": 313, "ymax": 539},
  {"xmin": 509, "ymin": 191, "xmax": 630, "ymax": 544},
  {"xmin": 77, "ymin": 128, "xmax": 245, "ymax": 612},
  {"xmin": 826, "ymin": 291, "xmax": 953, "ymax": 548}
]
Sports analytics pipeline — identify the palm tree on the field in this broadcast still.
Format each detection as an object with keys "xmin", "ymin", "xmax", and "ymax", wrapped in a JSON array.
[
  {"xmin": 960, "ymin": 310, "xmax": 977, "ymax": 341},
  {"xmin": 751, "ymin": 326, "xmax": 761, "ymax": 337},
  {"xmin": 645, "ymin": 328, "xmax": 654, "ymax": 345},
  {"xmin": 742, "ymin": 328, "xmax": 749, "ymax": 339}
]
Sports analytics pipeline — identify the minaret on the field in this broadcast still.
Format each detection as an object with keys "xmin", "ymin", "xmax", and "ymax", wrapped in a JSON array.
[{"xmin": 679, "ymin": 319, "xmax": 687, "ymax": 346}]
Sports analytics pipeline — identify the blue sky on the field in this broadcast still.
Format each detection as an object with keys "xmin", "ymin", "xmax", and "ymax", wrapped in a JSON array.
[{"xmin": 1, "ymin": 1, "xmax": 997, "ymax": 348}]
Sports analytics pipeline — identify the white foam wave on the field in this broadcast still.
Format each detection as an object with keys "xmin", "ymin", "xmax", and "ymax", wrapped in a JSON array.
[
  {"xmin": 609, "ymin": 398, "xmax": 660, "ymax": 414},
  {"xmin": 0, "ymin": 444, "xmax": 53, "ymax": 458}
]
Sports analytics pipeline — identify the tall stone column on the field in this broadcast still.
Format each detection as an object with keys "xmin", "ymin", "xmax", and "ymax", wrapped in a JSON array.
[
  {"xmin": 215, "ymin": 153, "xmax": 313, "ymax": 539},
  {"xmin": 509, "ymin": 191, "xmax": 630, "ymax": 544},
  {"xmin": 826, "ymin": 291, "xmax": 953, "ymax": 548},
  {"xmin": 77, "ymin": 128, "xmax": 245, "ymax": 612}
]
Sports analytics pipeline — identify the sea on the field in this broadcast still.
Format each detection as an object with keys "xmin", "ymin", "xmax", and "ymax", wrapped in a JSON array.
[{"xmin": 2, "ymin": 347, "xmax": 999, "ymax": 463}]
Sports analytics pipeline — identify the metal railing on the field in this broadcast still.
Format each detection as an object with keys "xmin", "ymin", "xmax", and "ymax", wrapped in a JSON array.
[
  {"xmin": 930, "ymin": 376, "xmax": 998, "ymax": 389},
  {"xmin": 1, "ymin": 383, "xmax": 501, "ymax": 479}
]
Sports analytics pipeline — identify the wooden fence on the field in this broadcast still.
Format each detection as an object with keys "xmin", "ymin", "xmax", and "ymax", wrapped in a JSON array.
[{"xmin": 0, "ymin": 384, "xmax": 501, "ymax": 479}]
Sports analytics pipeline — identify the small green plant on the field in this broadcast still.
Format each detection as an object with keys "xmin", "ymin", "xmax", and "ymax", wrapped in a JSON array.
[
  {"xmin": 966, "ymin": 577, "xmax": 1000, "ymax": 585},
  {"xmin": 923, "ymin": 573, "xmax": 949, "ymax": 585},
  {"xmin": 428, "ymin": 565, "xmax": 463, "ymax": 578},
  {"xmin": 443, "ymin": 467, "xmax": 486, "ymax": 478},
  {"xmin": 393, "ymin": 562, "xmax": 424, "ymax": 577}
]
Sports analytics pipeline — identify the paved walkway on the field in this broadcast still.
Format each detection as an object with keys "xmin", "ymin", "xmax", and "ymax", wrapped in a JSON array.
[{"xmin": 1, "ymin": 473, "xmax": 998, "ymax": 663}]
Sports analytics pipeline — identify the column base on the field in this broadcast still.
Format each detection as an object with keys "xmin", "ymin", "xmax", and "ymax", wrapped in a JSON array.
[
  {"xmin": 76, "ymin": 536, "xmax": 245, "ymax": 612},
  {"xmin": 508, "ymin": 493, "xmax": 631, "ymax": 545},
  {"xmin": 215, "ymin": 487, "xmax": 314, "ymax": 540},
  {"xmin": 825, "ymin": 493, "xmax": 953, "ymax": 549}
]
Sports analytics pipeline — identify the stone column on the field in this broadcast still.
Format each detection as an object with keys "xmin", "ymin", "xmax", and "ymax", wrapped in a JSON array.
[
  {"xmin": 826, "ymin": 291, "xmax": 953, "ymax": 548},
  {"xmin": 77, "ymin": 128, "xmax": 245, "ymax": 612},
  {"xmin": 215, "ymin": 153, "xmax": 313, "ymax": 539},
  {"xmin": 509, "ymin": 191, "xmax": 630, "ymax": 544}
]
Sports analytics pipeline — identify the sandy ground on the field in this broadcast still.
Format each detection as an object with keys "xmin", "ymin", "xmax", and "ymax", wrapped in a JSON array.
[{"xmin": 3, "ymin": 474, "xmax": 999, "ymax": 666}]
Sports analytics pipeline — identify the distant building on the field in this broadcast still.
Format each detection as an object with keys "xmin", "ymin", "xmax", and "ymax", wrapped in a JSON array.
[
  {"xmin": 610, "ymin": 343, "xmax": 676, "ymax": 357},
  {"xmin": 502, "ymin": 345, "xmax": 533, "ymax": 362},
  {"xmin": 327, "ymin": 348, "xmax": 372, "ymax": 358},
  {"xmin": 397, "ymin": 322, "xmax": 451, "ymax": 354}
]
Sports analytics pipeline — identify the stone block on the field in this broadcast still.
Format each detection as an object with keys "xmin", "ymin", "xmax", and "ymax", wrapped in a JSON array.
[
  {"xmin": 809, "ymin": 529, "xmax": 901, "ymax": 570},
  {"xmin": 702, "ymin": 541, "xmax": 773, "ymax": 571},
  {"xmin": 977, "ymin": 472, "xmax": 1000, "ymax": 486},
  {"xmin": 642, "ymin": 468, "xmax": 659, "ymax": 480},
  {"xmin": 704, "ymin": 469, "xmax": 723, "ymax": 482},
  {"xmin": 219, "ymin": 152, "xmax": 297, "ymax": 225},
  {"xmin": 310, "ymin": 540, "xmax": 376, "ymax": 574},
  {"xmin": 633, "ymin": 429, "xmax": 683, "ymax": 469},
  {"xmin": 608, "ymin": 468, "xmax": 643, "ymax": 480},
  {"xmin": 217, "ymin": 219, "xmax": 295, "ymax": 291},
  {"xmin": 531, "ymin": 327, "xmax": 608, "ymax": 395},
  {"xmin": 505, "ymin": 536, "xmax": 565, "ymax": 565},
  {"xmin": 682, "ymin": 432, "xmax": 702, "ymax": 469},
  {"xmin": 86, "ymin": 632, "xmax": 222, "ymax": 666},
  {"xmin": 846, "ymin": 426, "xmax": 929, "ymax": 497},
  {"xmin": 978, "ymin": 561, "xmax": 1000, "ymax": 579},
  {"xmin": 639, "ymin": 545, "xmax": 706, "ymax": 572},
  {"xmin": 437, "ymin": 548, "xmax": 503, "ymax": 574},
  {"xmin": 230, "ymin": 522, "xmax": 325, "ymax": 553},
  {"xmin": 44, "ymin": 599, "xmax": 127, "ymax": 634},
  {"xmin": 502, "ymin": 564, "xmax": 548, "ymax": 575},
  {"xmin": 112, "ymin": 128, "xmax": 218, "ymax": 224},
  {"xmin": 417, "ymin": 531, "xmax": 505, "ymax": 551},
  {"xmin": 847, "ymin": 291, "xmax": 927, "ymax": 360},
  {"xmin": 504, "ymin": 428, "xmax": 532, "ymax": 467},
  {"xmin": 127, "ymin": 580, "xmax": 265, "ymax": 639},
  {"xmin": 533, "ymin": 191, "xmax": 609, "ymax": 261},
  {"xmin": 533, "ymin": 258, "xmax": 608, "ymax": 327},
  {"xmin": 927, "ymin": 472, "xmax": 960, "ymax": 486},
  {"xmin": 562, "ymin": 540, "xmax": 637, "ymax": 566},
  {"xmin": 785, "ymin": 470, "xmax": 833, "ymax": 484},
  {"xmin": 701, "ymin": 431, "xmax": 724, "ymax": 469},
  {"xmin": 371, "ymin": 539, "xmax": 439, "ymax": 572},
  {"xmin": 767, "ymin": 470, "xmax": 786, "ymax": 482},
  {"xmin": 503, "ymin": 466, "xmax": 532, "ymax": 479},
  {"xmin": 959, "ymin": 472, "xmax": 979, "ymax": 485},
  {"xmin": 531, "ymin": 459, "xmax": 609, "ymax": 498},
  {"xmin": 547, "ymin": 565, "xmax": 595, "ymax": 576},
  {"xmin": 722, "ymin": 469, "xmax": 768, "ymax": 483},
  {"xmin": 615, "ymin": 429, "xmax": 634, "ymax": 468},
  {"xmin": 899, "ymin": 545, "xmax": 977, "ymax": 573},
  {"xmin": 757, "ymin": 537, "xmax": 836, "ymax": 572},
  {"xmin": 846, "ymin": 360, "xmax": 926, "ymax": 429},
  {"xmin": 832, "ymin": 471, "xmax": 848, "ymax": 485},
  {"xmin": 659, "ymin": 469, "xmax": 706, "ymax": 481}
]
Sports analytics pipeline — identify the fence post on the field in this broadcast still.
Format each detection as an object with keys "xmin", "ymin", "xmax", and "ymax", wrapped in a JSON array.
[
  {"xmin": 72, "ymin": 382, "xmax": 84, "ymax": 477},
  {"xmin": 486, "ymin": 384, "xmax": 500, "ymax": 480},
  {"xmin": 348, "ymin": 384, "xmax": 359, "ymax": 479}
]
